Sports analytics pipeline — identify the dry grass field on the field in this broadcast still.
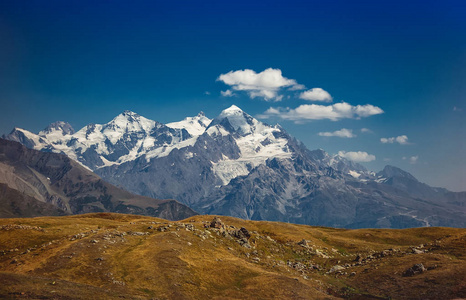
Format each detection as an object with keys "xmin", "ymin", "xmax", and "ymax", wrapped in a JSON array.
[{"xmin": 0, "ymin": 213, "xmax": 465, "ymax": 299}]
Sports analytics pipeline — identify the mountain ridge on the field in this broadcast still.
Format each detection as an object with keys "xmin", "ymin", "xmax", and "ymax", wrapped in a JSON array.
[
  {"xmin": 3, "ymin": 106, "xmax": 465, "ymax": 228},
  {"xmin": 0, "ymin": 139, "xmax": 197, "ymax": 220}
]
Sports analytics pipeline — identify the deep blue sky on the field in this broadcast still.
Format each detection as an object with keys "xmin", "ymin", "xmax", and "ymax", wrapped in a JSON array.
[{"xmin": 0, "ymin": 0, "xmax": 465, "ymax": 191}]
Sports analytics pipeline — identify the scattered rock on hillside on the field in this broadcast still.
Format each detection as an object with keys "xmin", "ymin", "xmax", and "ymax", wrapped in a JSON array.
[
  {"xmin": 298, "ymin": 239, "xmax": 310, "ymax": 248},
  {"xmin": 329, "ymin": 265, "xmax": 345, "ymax": 273},
  {"xmin": 315, "ymin": 249, "xmax": 330, "ymax": 258},
  {"xmin": 0, "ymin": 224, "xmax": 44, "ymax": 231},
  {"xmin": 210, "ymin": 217, "xmax": 224, "ymax": 228},
  {"xmin": 402, "ymin": 263, "xmax": 426, "ymax": 277},
  {"xmin": 232, "ymin": 227, "xmax": 251, "ymax": 240},
  {"xmin": 228, "ymin": 227, "xmax": 252, "ymax": 248},
  {"xmin": 411, "ymin": 247, "xmax": 426, "ymax": 254}
]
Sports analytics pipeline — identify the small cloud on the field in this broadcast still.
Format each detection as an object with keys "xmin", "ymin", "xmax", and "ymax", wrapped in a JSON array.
[
  {"xmin": 383, "ymin": 158, "xmax": 391, "ymax": 162},
  {"xmin": 409, "ymin": 156, "xmax": 418, "ymax": 164},
  {"xmin": 402, "ymin": 156, "xmax": 418, "ymax": 164},
  {"xmin": 361, "ymin": 128, "xmax": 373, "ymax": 133},
  {"xmin": 288, "ymin": 84, "xmax": 306, "ymax": 91},
  {"xmin": 453, "ymin": 106, "xmax": 462, "ymax": 112},
  {"xmin": 381, "ymin": 135, "xmax": 409, "ymax": 145},
  {"xmin": 217, "ymin": 68, "xmax": 301, "ymax": 101},
  {"xmin": 299, "ymin": 88, "xmax": 333, "ymax": 102},
  {"xmin": 204, "ymin": 91, "xmax": 211, "ymax": 95},
  {"xmin": 338, "ymin": 151, "xmax": 376, "ymax": 163},
  {"xmin": 221, "ymin": 90, "xmax": 235, "ymax": 97},
  {"xmin": 318, "ymin": 128, "xmax": 356, "ymax": 138},
  {"xmin": 258, "ymin": 102, "xmax": 384, "ymax": 122}
]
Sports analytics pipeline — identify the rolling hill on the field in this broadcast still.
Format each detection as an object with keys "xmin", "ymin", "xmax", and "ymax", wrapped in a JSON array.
[{"xmin": 0, "ymin": 213, "xmax": 464, "ymax": 299}]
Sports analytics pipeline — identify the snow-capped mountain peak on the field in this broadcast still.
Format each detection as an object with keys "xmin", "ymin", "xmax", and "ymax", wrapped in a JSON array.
[
  {"xmin": 39, "ymin": 121, "xmax": 75, "ymax": 136},
  {"xmin": 201, "ymin": 105, "xmax": 293, "ymax": 185},
  {"xmin": 3, "ymin": 107, "xmax": 364, "ymax": 182},
  {"xmin": 35, "ymin": 121, "xmax": 75, "ymax": 144},
  {"xmin": 210, "ymin": 105, "xmax": 268, "ymax": 136},
  {"xmin": 220, "ymin": 104, "xmax": 243, "ymax": 115},
  {"xmin": 106, "ymin": 111, "xmax": 156, "ymax": 134},
  {"xmin": 167, "ymin": 111, "xmax": 212, "ymax": 136},
  {"xmin": 4, "ymin": 106, "xmax": 465, "ymax": 229}
]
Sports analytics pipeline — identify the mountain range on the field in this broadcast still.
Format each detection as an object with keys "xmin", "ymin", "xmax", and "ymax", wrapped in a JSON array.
[
  {"xmin": 0, "ymin": 139, "xmax": 196, "ymax": 220},
  {"xmin": 3, "ymin": 105, "xmax": 465, "ymax": 228}
]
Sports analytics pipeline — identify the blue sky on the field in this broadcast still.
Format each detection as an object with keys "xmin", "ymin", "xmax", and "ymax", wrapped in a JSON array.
[{"xmin": 0, "ymin": 0, "xmax": 465, "ymax": 191}]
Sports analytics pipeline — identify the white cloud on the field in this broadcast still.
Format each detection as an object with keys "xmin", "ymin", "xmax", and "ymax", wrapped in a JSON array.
[
  {"xmin": 299, "ymin": 88, "xmax": 333, "ymax": 102},
  {"xmin": 204, "ymin": 91, "xmax": 211, "ymax": 95},
  {"xmin": 338, "ymin": 151, "xmax": 376, "ymax": 162},
  {"xmin": 361, "ymin": 128, "xmax": 372, "ymax": 133},
  {"xmin": 249, "ymin": 89, "xmax": 276, "ymax": 99},
  {"xmin": 381, "ymin": 137, "xmax": 393, "ymax": 143},
  {"xmin": 410, "ymin": 156, "xmax": 418, "ymax": 164},
  {"xmin": 221, "ymin": 90, "xmax": 235, "ymax": 97},
  {"xmin": 403, "ymin": 156, "xmax": 419, "ymax": 164},
  {"xmin": 288, "ymin": 84, "xmax": 306, "ymax": 91},
  {"xmin": 381, "ymin": 135, "xmax": 409, "ymax": 145},
  {"xmin": 217, "ymin": 68, "xmax": 300, "ymax": 101},
  {"xmin": 318, "ymin": 128, "xmax": 356, "ymax": 138},
  {"xmin": 258, "ymin": 102, "xmax": 384, "ymax": 122}
]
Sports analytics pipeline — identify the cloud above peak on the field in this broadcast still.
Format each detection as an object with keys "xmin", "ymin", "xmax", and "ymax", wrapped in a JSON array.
[
  {"xmin": 299, "ymin": 88, "xmax": 332, "ymax": 102},
  {"xmin": 220, "ymin": 90, "xmax": 235, "ymax": 97},
  {"xmin": 381, "ymin": 135, "xmax": 409, "ymax": 145},
  {"xmin": 318, "ymin": 128, "xmax": 355, "ymax": 138},
  {"xmin": 217, "ymin": 68, "xmax": 301, "ymax": 101},
  {"xmin": 258, "ymin": 102, "xmax": 383, "ymax": 122},
  {"xmin": 338, "ymin": 151, "xmax": 376, "ymax": 162},
  {"xmin": 403, "ymin": 155, "xmax": 419, "ymax": 164}
]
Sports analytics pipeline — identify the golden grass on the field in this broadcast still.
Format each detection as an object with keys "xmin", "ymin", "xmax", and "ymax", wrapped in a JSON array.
[{"xmin": 0, "ymin": 213, "xmax": 464, "ymax": 299}]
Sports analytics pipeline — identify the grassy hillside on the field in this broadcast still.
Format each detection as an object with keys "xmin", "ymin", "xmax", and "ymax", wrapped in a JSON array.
[{"xmin": 0, "ymin": 213, "xmax": 465, "ymax": 299}]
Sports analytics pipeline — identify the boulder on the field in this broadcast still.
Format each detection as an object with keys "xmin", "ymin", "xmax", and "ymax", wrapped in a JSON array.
[
  {"xmin": 210, "ymin": 217, "xmax": 224, "ymax": 229},
  {"xmin": 232, "ymin": 227, "xmax": 251, "ymax": 240},
  {"xmin": 402, "ymin": 263, "xmax": 426, "ymax": 277},
  {"xmin": 329, "ymin": 265, "xmax": 345, "ymax": 273},
  {"xmin": 298, "ymin": 239, "xmax": 310, "ymax": 248}
]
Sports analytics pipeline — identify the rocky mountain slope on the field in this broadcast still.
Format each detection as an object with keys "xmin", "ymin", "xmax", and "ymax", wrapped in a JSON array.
[
  {"xmin": 4, "ymin": 106, "xmax": 465, "ymax": 228},
  {"xmin": 0, "ymin": 213, "xmax": 465, "ymax": 299},
  {"xmin": 0, "ymin": 139, "xmax": 196, "ymax": 220}
]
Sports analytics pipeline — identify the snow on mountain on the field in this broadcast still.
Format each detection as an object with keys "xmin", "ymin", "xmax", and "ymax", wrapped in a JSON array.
[
  {"xmin": 217, "ymin": 105, "xmax": 255, "ymax": 135},
  {"xmin": 2, "ymin": 106, "xmax": 353, "ymax": 183},
  {"xmin": 67, "ymin": 110, "xmax": 164, "ymax": 166},
  {"xmin": 11, "ymin": 127, "xmax": 45, "ymax": 148},
  {"xmin": 3, "ymin": 110, "xmax": 196, "ymax": 170},
  {"xmin": 208, "ymin": 105, "xmax": 293, "ymax": 184},
  {"xmin": 39, "ymin": 121, "xmax": 75, "ymax": 141},
  {"xmin": 99, "ymin": 110, "xmax": 157, "ymax": 144},
  {"xmin": 348, "ymin": 170, "xmax": 361, "ymax": 178},
  {"xmin": 167, "ymin": 112, "xmax": 211, "ymax": 136},
  {"xmin": 3, "ymin": 105, "xmax": 466, "ymax": 228}
]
